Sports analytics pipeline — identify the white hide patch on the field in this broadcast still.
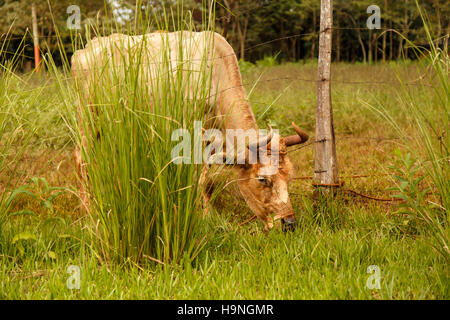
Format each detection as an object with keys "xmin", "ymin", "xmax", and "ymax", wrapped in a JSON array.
[
  {"xmin": 277, "ymin": 183, "xmax": 289, "ymax": 204},
  {"xmin": 258, "ymin": 164, "xmax": 278, "ymax": 176}
]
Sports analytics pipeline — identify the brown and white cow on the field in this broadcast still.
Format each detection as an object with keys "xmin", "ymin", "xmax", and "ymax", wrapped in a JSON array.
[{"xmin": 71, "ymin": 31, "xmax": 308, "ymax": 231}]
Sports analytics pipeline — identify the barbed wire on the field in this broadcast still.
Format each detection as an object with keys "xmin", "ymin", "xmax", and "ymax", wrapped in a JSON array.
[
  {"xmin": 8, "ymin": 48, "xmax": 434, "ymax": 97},
  {"xmin": 0, "ymin": 26, "xmax": 438, "ymax": 41},
  {"xmin": 2, "ymin": 24, "xmax": 442, "ymax": 72},
  {"xmin": 2, "ymin": 27, "xmax": 440, "ymax": 93},
  {"xmin": 1, "ymin": 14, "xmax": 444, "ymax": 223},
  {"xmin": 8, "ymin": 67, "xmax": 433, "ymax": 103}
]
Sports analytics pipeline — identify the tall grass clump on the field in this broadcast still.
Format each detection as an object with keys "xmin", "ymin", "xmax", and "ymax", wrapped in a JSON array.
[
  {"xmin": 50, "ymin": 2, "xmax": 217, "ymax": 264},
  {"xmin": 0, "ymin": 35, "xmax": 36, "ymax": 231},
  {"xmin": 365, "ymin": 2, "xmax": 449, "ymax": 260}
]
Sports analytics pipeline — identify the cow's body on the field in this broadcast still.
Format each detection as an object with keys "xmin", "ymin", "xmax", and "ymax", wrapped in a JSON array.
[
  {"xmin": 72, "ymin": 31, "xmax": 256, "ymax": 132},
  {"xmin": 71, "ymin": 31, "xmax": 308, "ymax": 230}
]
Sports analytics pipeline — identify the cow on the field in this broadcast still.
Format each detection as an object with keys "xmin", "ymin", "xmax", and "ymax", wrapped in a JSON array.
[{"xmin": 71, "ymin": 31, "xmax": 309, "ymax": 231}]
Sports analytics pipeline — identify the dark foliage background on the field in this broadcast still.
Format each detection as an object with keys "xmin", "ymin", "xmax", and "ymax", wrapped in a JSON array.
[{"xmin": 0, "ymin": 0, "xmax": 448, "ymax": 69}]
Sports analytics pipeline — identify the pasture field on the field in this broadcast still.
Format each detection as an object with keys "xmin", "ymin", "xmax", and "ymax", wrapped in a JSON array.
[{"xmin": 0, "ymin": 62, "xmax": 448, "ymax": 299}]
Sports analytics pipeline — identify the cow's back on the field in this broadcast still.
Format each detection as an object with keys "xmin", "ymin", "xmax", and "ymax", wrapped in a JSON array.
[
  {"xmin": 71, "ymin": 31, "xmax": 214, "ymax": 89},
  {"xmin": 71, "ymin": 31, "xmax": 256, "ymax": 132}
]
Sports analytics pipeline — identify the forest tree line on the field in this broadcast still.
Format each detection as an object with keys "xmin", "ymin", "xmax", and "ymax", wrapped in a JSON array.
[{"xmin": 0, "ymin": 0, "xmax": 448, "ymax": 69}]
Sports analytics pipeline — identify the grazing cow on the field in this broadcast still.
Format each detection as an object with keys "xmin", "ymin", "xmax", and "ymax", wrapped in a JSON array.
[{"xmin": 71, "ymin": 31, "xmax": 309, "ymax": 231}]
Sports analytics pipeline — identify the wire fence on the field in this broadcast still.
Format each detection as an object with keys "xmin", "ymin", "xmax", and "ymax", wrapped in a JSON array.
[
  {"xmin": 1, "ymin": 26, "xmax": 441, "ymax": 207},
  {"xmin": 1, "ymin": 26, "xmax": 436, "ymax": 44},
  {"xmin": 2, "ymin": 26, "xmax": 439, "ymax": 88}
]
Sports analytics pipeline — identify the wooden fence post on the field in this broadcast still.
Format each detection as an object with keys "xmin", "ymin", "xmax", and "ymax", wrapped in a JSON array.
[
  {"xmin": 31, "ymin": 2, "xmax": 41, "ymax": 73},
  {"xmin": 314, "ymin": 0, "xmax": 339, "ymax": 193}
]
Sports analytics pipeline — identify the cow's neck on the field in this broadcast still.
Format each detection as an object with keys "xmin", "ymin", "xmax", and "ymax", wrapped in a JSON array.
[
  {"xmin": 215, "ymin": 89, "xmax": 258, "ymax": 132},
  {"xmin": 211, "ymin": 36, "xmax": 259, "ymax": 132}
]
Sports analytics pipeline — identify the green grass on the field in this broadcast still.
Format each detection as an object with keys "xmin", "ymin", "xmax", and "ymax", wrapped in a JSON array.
[
  {"xmin": 2, "ymin": 2, "xmax": 448, "ymax": 298},
  {"xmin": 1, "ymin": 204, "xmax": 448, "ymax": 299},
  {"xmin": 45, "ymin": 6, "xmax": 220, "ymax": 266},
  {"xmin": 0, "ymin": 61, "xmax": 448, "ymax": 299},
  {"xmin": 364, "ymin": 6, "xmax": 449, "ymax": 261},
  {"xmin": 1, "ymin": 4, "xmax": 449, "ymax": 297}
]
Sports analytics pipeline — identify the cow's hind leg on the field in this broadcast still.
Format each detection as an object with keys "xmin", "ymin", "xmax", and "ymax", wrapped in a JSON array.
[{"xmin": 73, "ymin": 145, "xmax": 90, "ymax": 212}]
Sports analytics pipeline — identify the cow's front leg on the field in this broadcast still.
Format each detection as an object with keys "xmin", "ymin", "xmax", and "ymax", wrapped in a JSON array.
[
  {"xmin": 73, "ymin": 145, "xmax": 90, "ymax": 213},
  {"xmin": 199, "ymin": 164, "xmax": 214, "ymax": 216}
]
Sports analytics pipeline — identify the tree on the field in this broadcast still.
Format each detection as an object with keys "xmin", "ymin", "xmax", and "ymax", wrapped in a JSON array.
[{"xmin": 1, "ymin": 0, "xmax": 446, "ymax": 68}]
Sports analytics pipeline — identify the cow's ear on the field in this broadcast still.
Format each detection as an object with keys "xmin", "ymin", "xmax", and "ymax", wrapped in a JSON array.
[
  {"xmin": 207, "ymin": 151, "xmax": 251, "ymax": 167},
  {"xmin": 214, "ymin": 161, "xmax": 251, "ymax": 170},
  {"xmin": 236, "ymin": 162, "xmax": 252, "ymax": 170}
]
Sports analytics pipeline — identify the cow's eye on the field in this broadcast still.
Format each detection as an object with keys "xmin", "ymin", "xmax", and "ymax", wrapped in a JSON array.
[{"xmin": 257, "ymin": 176, "xmax": 268, "ymax": 184}]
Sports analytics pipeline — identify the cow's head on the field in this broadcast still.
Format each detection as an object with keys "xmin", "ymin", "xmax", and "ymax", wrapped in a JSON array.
[{"xmin": 214, "ymin": 123, "xmax": 308, "ymax": 231}]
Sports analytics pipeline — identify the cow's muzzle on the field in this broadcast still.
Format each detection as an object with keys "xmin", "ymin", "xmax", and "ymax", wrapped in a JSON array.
[{"xmin": 281, "ymin": 216, "xmax": 296, "ymax": 232}]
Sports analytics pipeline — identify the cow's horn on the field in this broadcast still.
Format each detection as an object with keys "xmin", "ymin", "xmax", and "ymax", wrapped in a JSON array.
[
  {"xmin": 248, "ymin": 125, "xmax": 273, "ymax": 151},
  {"xmin": 284, "ymin": 122, "xmax": 309, "ymax": 146}
]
